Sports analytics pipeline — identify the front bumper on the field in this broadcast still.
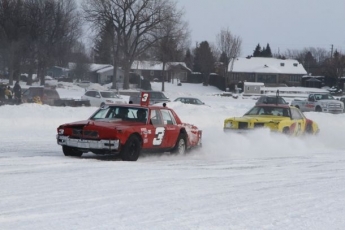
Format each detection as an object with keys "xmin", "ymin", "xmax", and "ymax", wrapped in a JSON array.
[{"xmin": 57, "ymin": 135, "xmax": 120, "ymax": 150}]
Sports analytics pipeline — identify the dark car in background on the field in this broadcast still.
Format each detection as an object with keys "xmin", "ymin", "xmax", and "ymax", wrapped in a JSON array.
[
  {"xmin": 255, "ymin": 95, "xmax": 288, "ymax": 105},
  {"xmin": 129, "ymin": 90, "xmax": 170, "ymax": 105},
  {"xmin": 174, "ymin": 97, "xmax": 205, "ymax": 105},
  {"xmin": 22, "ymin": 86, "xmax": 90, "ymax": 107}
]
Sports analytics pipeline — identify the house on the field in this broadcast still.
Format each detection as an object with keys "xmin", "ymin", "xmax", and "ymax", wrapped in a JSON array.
[
  {"xmin": 68, "ymin": 63, "xmax": 124, "ymax": 85},
  {"xmin": 88, "ymin": 64, "xmax": 113, "ymax": 84},
  {"xmin": 131, "ymin": 61, "xmax": 193, "ymax": 83},
  {"xmin": 227, "ymin": 57, "xmax": 307, "ymax": 88},
  {"xmin": 46, "ymin": 66, "xmax": 70, "ymax": 79}
]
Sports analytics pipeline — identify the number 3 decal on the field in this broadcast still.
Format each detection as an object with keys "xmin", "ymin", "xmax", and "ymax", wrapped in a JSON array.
[
  {"xmin": 141, "ymin": 93, "xmax": 149, "ymax": 102},
  {"xmin": 153, "ymin": 127, "xmax": 165, "ymax": 145}
]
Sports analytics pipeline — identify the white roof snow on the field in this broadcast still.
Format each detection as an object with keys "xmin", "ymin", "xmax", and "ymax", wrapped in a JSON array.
[
  {"xmin": 229, "ymin": 57, "xmax": 307, "ymax": 75},
  {"xmin": 131, "ymin": 61, "xmax": 191, "ymax": 72}
]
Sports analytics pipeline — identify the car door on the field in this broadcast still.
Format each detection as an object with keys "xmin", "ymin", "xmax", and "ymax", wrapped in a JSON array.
[
  {"xmin": 144, "ymin": 109, "xmax": 179, "ymax": 149},
  {"xmin": 88, "ymin": 91, "xmax": 99, "ymax": 106},
  {"xmin": 305, "ymin": 94, "xmax": 316, "ymax": 112},
  {"xmin": 143, "ymin": 109, "xmax": 165, "ymax": 149},
  {"xmin": 290, "ymin": 108, "xmax": 306, "ymax": 136},
  {"xmin": 159, "ymin": 109, "xmax": 180, "ymax": 147}
]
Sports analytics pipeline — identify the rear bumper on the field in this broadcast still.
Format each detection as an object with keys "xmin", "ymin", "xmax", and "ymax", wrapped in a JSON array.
[{"xmin": 57, "ymin": 135, "xmax": 120, "ymax": 150}]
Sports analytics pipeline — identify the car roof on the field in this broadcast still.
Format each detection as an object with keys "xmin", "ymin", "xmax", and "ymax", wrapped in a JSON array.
[
  {"xmin": 259, "ymin": 95, "xmax": 284, "ymax": 98},
  {"xmin": 176, "ymin": 96, "xmax": 198, "ymax": 99},
  {"xmin": 255, "ymin": 104, "xmax": 291, "ymax": 108},
  {"xmin": 105, "ymin": 103, "xmax": 169, "ymax": 110}
]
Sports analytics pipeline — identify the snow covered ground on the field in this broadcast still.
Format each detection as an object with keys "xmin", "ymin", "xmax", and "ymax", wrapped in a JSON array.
[{"xmin": 1, "ymin": 81, "xmax": 345, "ymax": 230}]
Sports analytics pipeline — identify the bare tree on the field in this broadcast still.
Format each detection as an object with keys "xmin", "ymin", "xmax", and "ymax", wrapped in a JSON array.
[
  {"xmin": 150, "ymin": 2, "xmax": 189, "ymax": 91},
  {"xmin": 216, "ymin": 27, "xmax": 242, "ymax": 87},
  {"xmin": 0, "ymin": 0, "xmax": 27, "ymax": 84},
  {"xmin": 83, "ymin": 0, "xmax": 181, "ymax": 89},
  {"xmin": 25, "ymin": 0, "xmax": 81, "ymax": 85}
]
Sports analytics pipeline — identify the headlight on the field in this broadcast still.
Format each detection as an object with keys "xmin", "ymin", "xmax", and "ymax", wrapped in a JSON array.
[
  {"xmin": 225, "ymin": 122, "xmax": 232, "ymax": 128},
  {"xmin": 58, "ymin": 129, "xmax": 64, "ymax": 134}
]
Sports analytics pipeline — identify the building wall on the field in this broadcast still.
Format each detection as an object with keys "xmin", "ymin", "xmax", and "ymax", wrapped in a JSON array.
[{"xmin": 227, "ymin": 72, "xmax": 303, "ymax": 87}]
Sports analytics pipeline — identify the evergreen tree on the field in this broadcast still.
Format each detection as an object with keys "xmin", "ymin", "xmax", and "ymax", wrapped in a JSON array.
[
  {"xmin": 219, "ymin": 51, "xmax": 229, "ymax": 66},
  {"xmin": 193, "ymin": 41, "xmax": 215, "ymax": 85},
  {"xmin": 93, "ymin": 20, "xmax": 114, "ymax": 64},
  {"xmin": 183, "ymin": 48, "xmax": 193, "ymax": 70},
  {"xmin": 253, "ymin": 44, "xmax": 261, "ymax": 57},
  {"xmin": 265, "ymin": 43, "xmax": 273, "ymax": 57},
  {"xmin": 261, "ymin": 47, "xmax": 266, "ymax": 57}
]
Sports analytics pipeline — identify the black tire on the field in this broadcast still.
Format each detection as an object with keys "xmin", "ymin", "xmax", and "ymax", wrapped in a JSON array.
[
  {"xmin": 62, "ymin": 146, "xmax": 83, "ymax": 157},
  {"xmin": 282, "ymin": 127, "xmax": 291, "ymax": 135},
  {"xmin": 120, "ymin": 135, "xmax": 141, "ymax": 161},
  {"xmin": 306, "ymin": 124, "xmax": 313, "ymax": 134},
  {"xmin": 100, "ymin": 102, "xmax": 105, "ymax": 107},
  {"xmin": 171, "ymin": 133, "xmax": 187, "ymax": 155},
  {"xmin": 295, "ymin": 105, "xmax": 300, "ymax": 109},
  {"xmin": 315, "ymin": 106, "xmax": 322, "ymax": 112}
]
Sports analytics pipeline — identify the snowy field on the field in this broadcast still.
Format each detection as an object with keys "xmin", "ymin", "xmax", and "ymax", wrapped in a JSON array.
[{"xmin": 1, "ymin": 81, "xmax": 345, "ymax": 230}]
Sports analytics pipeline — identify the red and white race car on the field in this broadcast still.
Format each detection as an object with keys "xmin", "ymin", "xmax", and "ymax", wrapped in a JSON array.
[{"xmin": 56, "ymin": 92, "xmax": 202, "ymax": 161}]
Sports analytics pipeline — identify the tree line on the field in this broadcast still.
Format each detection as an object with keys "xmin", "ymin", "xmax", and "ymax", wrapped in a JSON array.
[{"xmin": 0, "ymin": 0, "xmax": 343, "ymax": 89}]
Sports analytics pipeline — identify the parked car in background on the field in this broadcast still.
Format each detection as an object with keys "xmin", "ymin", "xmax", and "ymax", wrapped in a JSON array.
[
  {"xmin": 174, "ymin": 97, "xmax": 205, "ymax": 105},
  {"xmin": 22, "ymin": 86, "xmax": 90, "ymax": 107},
  {"xmin": 291, "ymin": 93, "xmax": 343, "ymax": 113},
  {"xmin": 255, "ymin": 95, "xmax": 288, "ymax": 105},
  {"xmin": 82, "ymin": 90, "xmax": 127, "ymax": 107},
  {"xmin": 76, "ymin": 81, "xmax": 91, "ymax": 88},
  {"xmin": 129, "ymin": 90, "xmax": 170, "ymax": 105}
]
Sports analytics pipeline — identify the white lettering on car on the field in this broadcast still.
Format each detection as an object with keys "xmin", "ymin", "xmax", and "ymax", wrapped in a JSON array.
[
  {"xmin": 141, "ymin": 93, "xmax": 149, "ymax": 102},
  {"xmin": 153, "ymin": 127, "xmax": 165, "ymax": 145}
]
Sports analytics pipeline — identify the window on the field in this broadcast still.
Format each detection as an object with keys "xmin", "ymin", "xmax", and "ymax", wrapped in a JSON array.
[
  {"xmin": 257, "ymin": 75, "xmax": 276, "ymax": 83},
  {"xmin": 85, "ymin": 91, "xmax": 95, "ymax": 97},
  {"xmin": 289, "ymin": 75, "xmax": 301, "ymax": 82},
  {"xmin": 150, "ymin": 109, "xmax": 163, "ymax": 125},
  {"xmin": 291, "ymin": 108, "xmax": 303, "ymax": 120},
  {"xmin": 161, "ymin": 109, "xmax": 176, "ymax": 125}
]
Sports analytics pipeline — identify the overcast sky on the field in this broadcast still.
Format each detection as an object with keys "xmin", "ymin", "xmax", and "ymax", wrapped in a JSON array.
[{"xmin": 176, "ymin": 0, "xmax": 345, "ymax": 57}]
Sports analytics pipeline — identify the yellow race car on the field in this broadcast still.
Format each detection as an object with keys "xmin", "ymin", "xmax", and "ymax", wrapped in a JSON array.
[{"xmin": 224, "ymin": 104, "xmax": 319, "ymax": 136}]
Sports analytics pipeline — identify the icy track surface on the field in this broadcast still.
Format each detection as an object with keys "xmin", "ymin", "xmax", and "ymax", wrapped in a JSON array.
[{"xmin": 1, "ymin": 84, "xmax": 345, "ymax": 229}]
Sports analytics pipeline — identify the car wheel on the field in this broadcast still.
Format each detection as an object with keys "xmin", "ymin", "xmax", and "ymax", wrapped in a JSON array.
[
  {"xmin": 120, "ymin": 135, "xmax": 141, "ymax": 161},
  {"xmin": 306, "ymin": 124, "xmax": 313, "ymax": 134},
  {"xmin": 282, "ymin": 127, "xmax": 291, "ymax": 135},
  {"xmin": 100, "ymin": 102, "xmax": 105, "ymax": 107},
  {"xmin": 295, "ymin": 105, "xmax": 300, "ymax": 109},
  {"xmin": 171, "ymin": 133, "xmax": 187, "ymax": 155},
  {"xmin": 62, "ymin": 146, "xmax": 83, "ymax": 157},
  {"xmin": 315, "ymin": 106, "xmax": 322, "ymax": 112}
]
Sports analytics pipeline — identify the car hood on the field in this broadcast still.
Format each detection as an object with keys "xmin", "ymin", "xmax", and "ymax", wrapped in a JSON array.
[
  {"xmin": 59, "ymin": 119, "xmax": 142, "ymax": 129},
  {"xmin": 225, "ymin": 115, "xmax": 290, "ymax": 123}
]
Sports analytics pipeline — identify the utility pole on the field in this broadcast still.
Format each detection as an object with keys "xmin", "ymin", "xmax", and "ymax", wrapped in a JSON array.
[{"xmin": 331, "ymin": 44, "xmax": 334, "ymax": 59}]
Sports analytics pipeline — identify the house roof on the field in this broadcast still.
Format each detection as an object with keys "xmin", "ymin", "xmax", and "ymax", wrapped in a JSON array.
[
  {"xmin": 97, "ymin": 66, "xmax": 113, "ymax": 74},
  {"xmin": 229, "ymin": 57, "xmax": 307, "ymax": 75},
  {"xmin": 89, "ymin": 64, "xmax": 112, "ymax": 72},
  {"xmin": 68, "ymin": 63, "xmax": 112, "ymax": 72},
  {"xmin": 131, "ymin": 61, "xmax": 191, "ymax": 72}
]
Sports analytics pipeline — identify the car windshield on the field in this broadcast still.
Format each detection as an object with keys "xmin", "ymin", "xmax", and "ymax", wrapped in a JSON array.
[
  {"xmin": 263, "ymin": 97, "xmax": 286, "ymax": 104},
  {"xmin": 90, "ymin": 105, "xmax": 148, "ymax": 123},
  {"xmin": 245, "ymin": 106, "xmax": 290, "ymax": 117},
  {"xmin": 314, "ymin": 94, "xmax": 334, "ymax": 100},
  {"xmin": 150, "ymin": 92, "xmax": 168, "ymax": 99},
  {"xmin": 100, "ymin": 91, "xmax": 120, "ymax": 98}
]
